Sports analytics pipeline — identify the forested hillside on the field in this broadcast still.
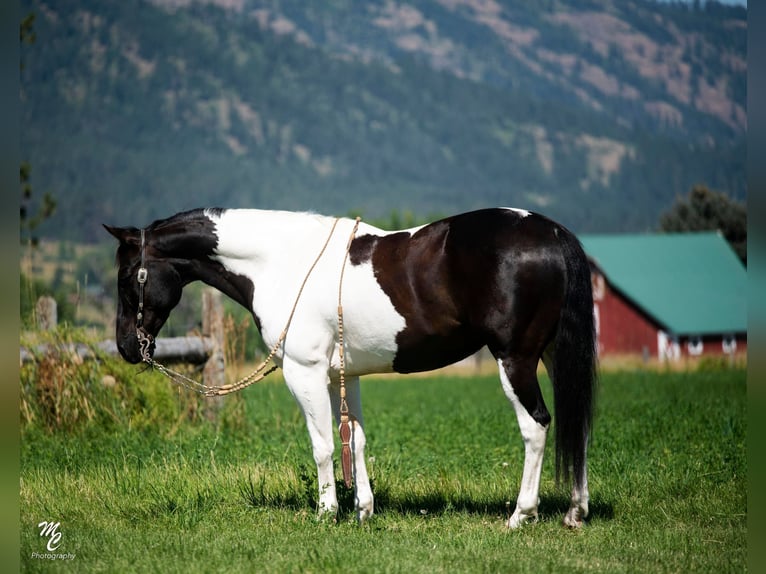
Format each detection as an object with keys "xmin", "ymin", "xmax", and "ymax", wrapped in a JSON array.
[{"xmin": 20, "ymin": 0, "xmax": 746, "ymax": 242}]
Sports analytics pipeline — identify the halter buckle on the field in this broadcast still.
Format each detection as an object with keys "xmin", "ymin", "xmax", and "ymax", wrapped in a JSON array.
[{"xmin": 137, "ymin": 267, "xmax": 148, "ymax": 284}]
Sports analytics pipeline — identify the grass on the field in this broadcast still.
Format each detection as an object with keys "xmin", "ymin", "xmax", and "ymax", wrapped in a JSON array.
[{"xmin": 20, "ymin": 358, "xmax": 746, "ymax": 573}]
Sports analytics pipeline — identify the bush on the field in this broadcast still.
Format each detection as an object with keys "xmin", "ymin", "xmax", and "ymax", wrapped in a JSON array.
[{"xmin": 20, "ymin": 327, "xmax": 207, "ymax": 434}]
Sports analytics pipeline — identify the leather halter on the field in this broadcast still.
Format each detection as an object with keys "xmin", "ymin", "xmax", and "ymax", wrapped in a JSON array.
[{"xmin": 135, "ymin": 228, "xmax": 153, "ymax": 360}]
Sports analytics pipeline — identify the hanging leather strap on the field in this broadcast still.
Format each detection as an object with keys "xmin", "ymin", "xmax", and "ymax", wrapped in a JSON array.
[{"xmin": 337, "ymin": 217, "xmax": 361, "ymax": 488}]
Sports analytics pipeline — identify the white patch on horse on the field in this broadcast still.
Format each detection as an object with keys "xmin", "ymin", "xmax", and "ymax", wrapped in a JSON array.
[
  {"xmin": 330, "ymin": 258, "xmax": 406, "ymax": 376},
  {"xmin": 502, "ymin": 207, "xmax": 531, "ymax": 218},
  {"xmin": 209, "ymin": 211, "xmax": 406, "ymax": 374},
  {"xmin": 208, "ymin": 210, "xmax": 320, "ymax": 344}
]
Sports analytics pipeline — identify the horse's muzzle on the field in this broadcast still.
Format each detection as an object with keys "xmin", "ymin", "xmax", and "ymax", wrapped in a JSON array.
[{"xmin": 116, "ymin": 330, "xmax": 154, "ymax": 364}]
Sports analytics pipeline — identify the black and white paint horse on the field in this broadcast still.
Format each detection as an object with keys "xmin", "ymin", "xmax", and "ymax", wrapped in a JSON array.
[{"xmin": 106, "ymin": 207, "xmax": 596, "ymax": 528}]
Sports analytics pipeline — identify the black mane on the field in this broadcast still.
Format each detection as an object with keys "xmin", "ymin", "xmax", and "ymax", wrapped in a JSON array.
[
  {"xmin": 145, "ymin": 208, "xmax": 227, "ymax": 257},
  {"xmin": 147, "ymin": 207, "xmax": 226, "ymax": 232}
]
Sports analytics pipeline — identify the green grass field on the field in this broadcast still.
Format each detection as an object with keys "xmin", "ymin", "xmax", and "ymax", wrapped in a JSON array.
[{"xmin": 20, "ymin": 356, "xmax": 746, "ymax": 573}]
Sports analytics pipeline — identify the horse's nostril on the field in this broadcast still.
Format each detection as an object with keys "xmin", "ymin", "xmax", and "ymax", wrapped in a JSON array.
[{"xmin": 117, "ymin": 338, "xmax": 143, "ymax": 364}]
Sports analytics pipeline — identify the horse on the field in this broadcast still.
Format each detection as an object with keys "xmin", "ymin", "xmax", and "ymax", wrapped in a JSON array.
[{"xmin": 105, "ymin": 207, "xmax": 597, "ymax": 528}]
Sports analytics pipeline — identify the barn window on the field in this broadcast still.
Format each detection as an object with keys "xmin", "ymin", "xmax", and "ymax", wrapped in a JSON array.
[
  {"xmin": 687, "ymin": 336, "xmax": 703, "ymax": 356},
  {"xmin": 658, "ymin": 331, "xmax": 680, "ymax": 361},
  {"xmin": 722, "ymin": 335, "xmax": 737, "ymax": 354}
]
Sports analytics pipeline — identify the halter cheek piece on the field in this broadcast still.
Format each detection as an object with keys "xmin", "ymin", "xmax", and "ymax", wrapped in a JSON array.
[{"xmin": 135, "ymin": 228, "xmax": 154, "ymax": 362}]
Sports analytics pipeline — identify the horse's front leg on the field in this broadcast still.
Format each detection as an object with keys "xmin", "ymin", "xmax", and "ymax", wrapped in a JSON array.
[
  {"xmin": 330, "ymin": 376, "xmax": 374, "ymax": 522},
  {"xmin": 282, "ymin": 359, "xmax": 338, "ymax": 518}
]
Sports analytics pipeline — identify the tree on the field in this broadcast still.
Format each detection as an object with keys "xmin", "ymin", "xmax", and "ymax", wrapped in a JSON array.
[
  {"xmin": 20, "ymin": 13, "xmax": 35, "ymax": 67},
  {"xmin": 659, "ymin": 184, "xmax": 746, "ymax": 264},
  {"xmin": 20, "ymin": 162, "xmax": 56, "ymax": 248},
  {"xmin": 20, "ymin": 14, "xmax": 56, "ymax": 247},
  {"xmin": 21, "ymin": 13, "xmax": 60, "ymax": 327}
]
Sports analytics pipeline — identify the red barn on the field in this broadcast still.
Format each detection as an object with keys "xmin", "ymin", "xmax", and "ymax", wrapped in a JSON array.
[{"xmin": 579, "ymin": 232, "xmax": 746, "ymax": 361}]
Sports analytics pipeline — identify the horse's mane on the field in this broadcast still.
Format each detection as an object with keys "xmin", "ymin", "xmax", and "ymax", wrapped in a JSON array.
[{"xmin": 147, "ymin": 208, "xmax": 224, "ymax": 232}]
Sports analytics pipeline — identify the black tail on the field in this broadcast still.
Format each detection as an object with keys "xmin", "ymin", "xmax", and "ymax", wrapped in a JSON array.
[{"xmin": 551, "ymin": 228, "xmax": 597, "ymax": 490}]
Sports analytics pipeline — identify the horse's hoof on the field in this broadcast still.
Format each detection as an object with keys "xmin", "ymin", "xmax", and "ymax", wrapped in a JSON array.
[
  {"xmin": 562, "ymin": 507, "xmax": 586, "ymax": 528},
  {"xmin": 356, "ymin": 502, "xmax": 374, "ymax": 524},
  {"xmin": 316, "ymin": 501, "xmax": 338, "ymax": 524},
  {"xmin": 506, "ymin": 509, "xmax": 538, "ymax": 529}
]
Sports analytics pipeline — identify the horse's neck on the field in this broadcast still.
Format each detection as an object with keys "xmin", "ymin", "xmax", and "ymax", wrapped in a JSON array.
[
  {"xmin": 151, "ymin": 210, "xmax": 326, "ymax": 313},
  {"xmin": 189, "ymin": 209, "xmax": 335, "ymax": 325},
  {"xmin": 201, "ymin": 209, "xmax": 337, "ymax": 307},
  {"xmin": 212, "ymin": 209, "xmax": 331, "ymax": 264}
]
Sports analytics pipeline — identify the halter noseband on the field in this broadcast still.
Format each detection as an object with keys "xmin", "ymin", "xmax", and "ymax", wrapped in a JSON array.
[{"xmin": 136, "ymin": 228, "xmax": 153, "ymax": 362}]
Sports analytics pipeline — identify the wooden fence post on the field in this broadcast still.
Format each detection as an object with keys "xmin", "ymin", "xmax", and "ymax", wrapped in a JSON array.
[
  {"xmin": 202, "ymin": 289, "xmax": 226, "ymax": 419},
  {"xmin": 35, "ymin": 296, "xmax": 57, "ymax": 331}
]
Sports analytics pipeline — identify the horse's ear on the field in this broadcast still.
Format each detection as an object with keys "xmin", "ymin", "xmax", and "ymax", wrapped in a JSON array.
[{"xmin": 103, "ymin": 224, "xmax": 139, "ymax": 244}]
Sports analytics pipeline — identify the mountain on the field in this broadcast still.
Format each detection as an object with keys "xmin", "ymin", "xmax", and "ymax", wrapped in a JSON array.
[{"xmin": 20, "ymin": 0, "xmax": 746, "ymax": 242}]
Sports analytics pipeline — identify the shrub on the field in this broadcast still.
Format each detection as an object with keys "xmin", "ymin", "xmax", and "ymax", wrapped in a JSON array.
[{"xmin": 20, "ymin": 327, "xmax": 206, "ymax": 434}]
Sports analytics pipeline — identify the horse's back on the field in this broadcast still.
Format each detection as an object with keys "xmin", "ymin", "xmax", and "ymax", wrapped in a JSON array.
[{"xmin": 349, "ymin": 208, "xmax": 572, "ymax": 373}]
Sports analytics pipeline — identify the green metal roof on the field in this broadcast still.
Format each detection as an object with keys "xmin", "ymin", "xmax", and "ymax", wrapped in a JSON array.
[{"xmin": 579, "ymin": 232, "xmax": 746, "ymax": 335}]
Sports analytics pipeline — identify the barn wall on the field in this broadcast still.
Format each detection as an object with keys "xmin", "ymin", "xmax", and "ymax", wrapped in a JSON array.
[
  {"xmin": 593, "ymin": 274, "xmax": 660, "ymax": 356},
  {"xmin": 677, "ymin": 334, "xmax": 747, "ymax": 357},
  {"xmin": 592, "ymin": 270, "xmax": 747, "ymax": 359}
]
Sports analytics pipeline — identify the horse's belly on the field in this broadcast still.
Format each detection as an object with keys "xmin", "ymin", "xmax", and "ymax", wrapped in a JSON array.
[
  {"xmin": 391, "ymin": 329, "xmax": 485, "ymax": 373},
  {"xmin": 330, "ymin": 344, "xmax": 397, "ymax": 376},
  {"xmin": 329, "ymin": 314, "xmax": 404, "ymax": 375}
]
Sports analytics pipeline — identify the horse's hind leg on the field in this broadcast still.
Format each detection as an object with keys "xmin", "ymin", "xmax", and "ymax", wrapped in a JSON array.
[
  {"xmin": 563, "ymin": 448, "xmax": 589, "ymax": 528},
  {"xmin": 497, "ymin": 356, "xmax": 551, "ymax": 529},
  {"xmin": 330, "ymin": 376, "xmax": 374, "ymax": 522}
]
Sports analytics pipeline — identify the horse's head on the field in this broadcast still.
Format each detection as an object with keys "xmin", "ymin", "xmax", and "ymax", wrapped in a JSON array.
[{"xmin": 104, "ymin": 224, "xmax": 184, "ymax": 364}]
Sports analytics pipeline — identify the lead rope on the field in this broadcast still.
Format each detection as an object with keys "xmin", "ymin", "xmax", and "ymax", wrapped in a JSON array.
[
  {"xmin": 337, "ymin": 216, "xmax": 361, "ymax": 488},
  {"xmin": 137, "ymin": 216, "xmax": 355, "ymax": 398}
]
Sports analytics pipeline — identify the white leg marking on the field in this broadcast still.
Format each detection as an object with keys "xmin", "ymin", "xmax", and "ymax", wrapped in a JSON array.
[
  {"xmin": 498, "ymin": 359, "xmax": 548, "ymax": 529},
  {"xmin": 563, "ymin": 448, "xmax": 589, "ymax": 528},
  {"xmin": 330, "ymin": 377, "xmax": 374, "ymax": 522},
  {"xmin": 282, "ymin": 359, "xmax": 338, "ymax": 518}
]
